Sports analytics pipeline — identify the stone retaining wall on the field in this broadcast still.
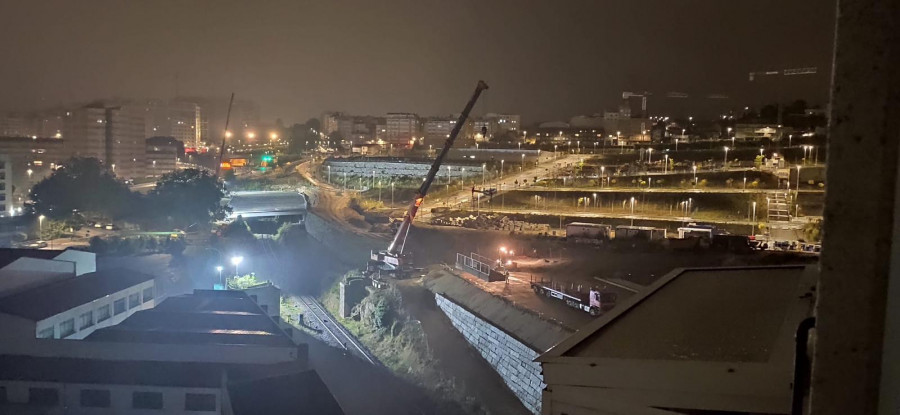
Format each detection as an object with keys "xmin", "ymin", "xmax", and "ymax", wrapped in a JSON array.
[{"xmin": 435, "ymin": 293, "xmax": 543, "ymax": 414}]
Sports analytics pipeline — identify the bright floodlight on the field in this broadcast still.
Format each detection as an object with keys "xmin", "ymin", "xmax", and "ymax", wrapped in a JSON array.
[
  {"xmin": 231, "ymin": 256, "xmax": 243, "ymax": 266},
  {"xmin": 215, "ymin": 266, "xmax": 224, "ymax": 272},
  {"xmin": 499, "ymin": 246, "xmax": 507, "ymax": 253}
]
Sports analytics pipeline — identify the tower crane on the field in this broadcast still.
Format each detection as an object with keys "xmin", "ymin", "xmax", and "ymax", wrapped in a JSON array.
[{"xmin": 369, "ymin": 80, "xmax": 489, "ymax": 276}]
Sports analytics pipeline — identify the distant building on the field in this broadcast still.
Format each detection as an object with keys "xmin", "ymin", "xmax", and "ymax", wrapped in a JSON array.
[
  {"xmin": 485, "ymin": 113, "xmax": 521, "ymax": 133},
  {"xmin": 64, "ymin": 105, "xmax": 147, "ymax": 180},
  {"xmin": 143, "ymin": 99, "xmax": 205, "ymax": 149},
  {"xmin": 0, "ymin": 137, "xmax": 68, "ymax": 208},
  {"xmin": 0, "ymin": 155, "xmax": 9, "ymax": 215},
  {"xmin": 0, "ymin": 113, "xmax": 37, "ymax": 138},
  {"xmin": 0, "ymin": 249, "xmax": 96, "ymax": 294},
  {"xmin": 423, "ymin": 117, "xmax": 458, "ymax": 147},
  {"xmin": 385, "ymin": 113, "xmax": 419, "ymax": 146},
  {"xmin": 735, "ymin": 123, "xmax": 784, "ymax": 140},
  {"xmin": 0, "ymin": 267, "xmax": 155, "ymax": 340},
  {"xmin": 145, "ymin": 136, "xmax": 182, "ymax": 177}
]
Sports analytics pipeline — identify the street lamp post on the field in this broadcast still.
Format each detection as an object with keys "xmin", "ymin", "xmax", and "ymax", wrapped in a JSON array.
[
  {"xmin": 216, "ymin": 266, "xmax": 223, "ymax": 288},
  {"xmin": 38, "ymin": 214, "xmax": 45, "ymax": 241},
  {"xmin": 500, "ymin": 160, "xmax": 504, "ymax": 178},
  {"xmin": 723, "ymin": 146, "xmax": 730, "ymax": 169},
  {"xmin": 327, "ymin": 165, "xmax": 331, "ymax": 184},
  {"xmin": 600, "ymin": 166, "xmax": 605, "ymax": 188},
  {"xmin": 630, "ymin": 197, "xmax": 636, "ymax": 226},
  {"xmin": 675, "ymin": 138, "xmax": 679, "ymax": 151},
  {"xmin": 482, "ymin": 163, "xmax": 486, "ymax": 186},
  {"xmin": 692, "ymin": 164, "xmax": 698, "ymax": 185},
  {"xmin": 647, "ymin": 148, "xmax": 653, "ymax": 166},
  {"xmin": 391, "ymin": 181, "xmax": 395, "ymax": 208},
  {"xmin": 751, "ymin": 201, "xmax": 757, "ymax": 235},
  {"xmin": 664, "ymin": 154, "xmax": 669, "ymax": 174},
  {"xmin": 343, "ymin": 172, "xmax": 347, "ymax": 191},
  {"xmin": 796, "ymin": 165, "xmax": 802, "ymax": 194},
  {"xmin": 231, "ymin": 256, "xmax": 243, "ymax": 278}
]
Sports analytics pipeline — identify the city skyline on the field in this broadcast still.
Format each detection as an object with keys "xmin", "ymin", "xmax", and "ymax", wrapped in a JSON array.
[{"xmin": 1, "ymin": 1, "xmax": 834, "ymax": 124}]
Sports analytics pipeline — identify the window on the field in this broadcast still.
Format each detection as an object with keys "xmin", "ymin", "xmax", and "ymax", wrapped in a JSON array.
[
  {"xmin": 80, "ymin": 389, "xmax": 110, "ymax": 408},
  {"xmin": 79, "ymin": 310, "xmax": 94, "ymax": 330},
  {"xmin": 59, "ymin": 318, "xmax": 75, "ymax": 337},
  {"xmin": 97, "ymin": 304, "xmax": 111, "ymax": 322},
  {"xmin": 29, "ymin": 387, "xmax": 59, "ymax": 406},
  {"xmin": 132, "ymin": 391, "xmax": 163, "ymax": 409},
  {"xmin": 114, "ymin": 298, "xmax": 126, "ymax": 315},
  {"xmin": 129, "ymin": 292, "xmax": 140, "ymax": 309},
  {"xmin": 37, "ymin": 326, "xmax": 55, "ymax": 339},
  {"xmin": 142, "ymin": 287, "xmax": 154, "ymax": 303},
  {"xmin": 184, "ymin": 393, "xmax": 216, "ymax": 411}
]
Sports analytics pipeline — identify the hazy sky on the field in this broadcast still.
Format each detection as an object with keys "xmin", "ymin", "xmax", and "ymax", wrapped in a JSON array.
[{"xmin": 0, "ymin": 0, "xmax": 835, "ymax": 124}]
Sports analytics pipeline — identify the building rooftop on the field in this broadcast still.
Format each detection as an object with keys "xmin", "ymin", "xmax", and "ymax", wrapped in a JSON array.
[
  {"xmin": 537, "ymin": 265, "xmax": 816, "ymax": 414},
  {"xmin": 0, "ymin": 248, "xmax": 65, "ymax": 269},
  {"xmin": 0, "ymin": 268, "xmax": 154, "ymax": 321},
  {"xmin": 542, "ymin": 265, "xmax": 814, "ymax": 362},
  {"xmin": 86, "ymin": 289, "xmax": 295, "ymax": 348}
]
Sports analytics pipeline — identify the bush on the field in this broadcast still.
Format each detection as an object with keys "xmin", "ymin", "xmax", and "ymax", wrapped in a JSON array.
[{"xmin": 89, "ymin": 236, "xmax": 108, "ymax": 253}]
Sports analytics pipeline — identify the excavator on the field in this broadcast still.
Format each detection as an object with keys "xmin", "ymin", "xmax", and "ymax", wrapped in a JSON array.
[{"xmin": 368, "ymin": 80, "xmax": 489, "ymax": 277}]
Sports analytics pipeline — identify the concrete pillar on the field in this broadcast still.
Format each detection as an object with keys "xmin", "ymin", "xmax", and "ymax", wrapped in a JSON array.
[{"xmin": 808, "ymin": 0, "xmax": 900, "ymax": 414}]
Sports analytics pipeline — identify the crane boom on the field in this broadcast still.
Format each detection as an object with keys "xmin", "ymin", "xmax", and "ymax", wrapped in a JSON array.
[
  {"xmin": 388, "ymin": 80, "xmax": 488, "ymax": 254},
  {"xmin": 372, "ymin": 80, "xmax": 488, "ymax": 271}
]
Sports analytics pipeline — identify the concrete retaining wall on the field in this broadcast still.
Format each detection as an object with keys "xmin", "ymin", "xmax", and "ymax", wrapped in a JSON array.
[{"xmin": 435, "ymin": 293, "xmax": 543, "ymax": 414}]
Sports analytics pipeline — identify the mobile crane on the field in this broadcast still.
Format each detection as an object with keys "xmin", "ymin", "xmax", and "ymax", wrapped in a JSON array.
[{"xmin": 368, "ymin": 80, "xmax": 489, "ymax": 277}]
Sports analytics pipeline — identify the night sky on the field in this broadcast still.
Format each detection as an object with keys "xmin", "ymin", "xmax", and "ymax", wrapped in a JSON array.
[{"xmin": 0, "ymin": 0, "xmax": 835, "ymax": 123}]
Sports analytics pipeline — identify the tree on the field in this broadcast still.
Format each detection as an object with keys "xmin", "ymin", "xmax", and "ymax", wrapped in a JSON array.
[
  {"xmin": 147, "ymin": 169, "xmax": 228, "ymax": 228},
  {"xmin": 30, "ymin": 157, "xmax": 135, "ymax": 219}
]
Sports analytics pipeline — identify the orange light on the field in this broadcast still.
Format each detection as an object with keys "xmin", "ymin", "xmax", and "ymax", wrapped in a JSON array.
[{"xmin": 414, "ymin": 198, "xmax": 423, "ymax": 207}]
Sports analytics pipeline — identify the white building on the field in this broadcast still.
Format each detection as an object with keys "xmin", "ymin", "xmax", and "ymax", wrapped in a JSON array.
[
  {"xmin": 0, "ymin": 289, "xmax": 343, "ymax": 414},
  {"xmin": 0, "ymin": 268, "xmax": 155, "ymax": 341},
  {"xmin": 0, "ymin": 248, "xmax": 96, "ymax": 296}
]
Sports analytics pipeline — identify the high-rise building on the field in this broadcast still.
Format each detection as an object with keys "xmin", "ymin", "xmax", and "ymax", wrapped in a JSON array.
[
  {"xmin": 385, "ymin": 113, "xmax": 419, "ymax": 146},
  {"xmin": 0, "ymin": 138, "xmax": 67, "ymax": 208},
  {"xmin": 0, "ymin": 155, "xmax": 10, "ymax": 215},
  {"xmin": 143, "ymin": 99, "xmax": 206, "ymax": 149},
  {"xmin": 64, "ymin": 105, "xmax": 146, "ymax": 179}
]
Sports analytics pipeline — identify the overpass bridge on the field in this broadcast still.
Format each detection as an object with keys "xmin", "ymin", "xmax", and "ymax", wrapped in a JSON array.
[{"xmin": 224, "ymin": 191, "xmax": 308, "ymax": 223}]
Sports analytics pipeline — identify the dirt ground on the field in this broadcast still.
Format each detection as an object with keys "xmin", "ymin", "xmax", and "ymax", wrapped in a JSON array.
[{"xmin": 407, "ymin": 225, "xmax": 817, "ymax": 287}]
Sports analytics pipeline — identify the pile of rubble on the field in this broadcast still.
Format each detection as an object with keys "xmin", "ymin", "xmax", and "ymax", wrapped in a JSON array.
[{"xmin": 431, "ymin": 214, "xmax": 550, "ymax": 233}]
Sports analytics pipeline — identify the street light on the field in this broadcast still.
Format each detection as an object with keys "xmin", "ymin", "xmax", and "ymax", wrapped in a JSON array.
[
  {"xmin": 647, "ymin": 148, "xmax": 653, "ymax": 166},
  {"xmin": 692, "ymin": 164, "xmax": 698, "ymax": 185},
  {"xmin": 664, "ymin": 154, "xmax": 669, "ymax": 174},
  {"xmin": 723, "ymin": 146, "xmax": 730, "ymax": 168},
  {"xmin": 215, "ymin": 266, "xmax": 224, "ymax": 287},
  {"xmin": 38, "ymin": 214, "xmax": 45, "ymax": 240},
  {"xmin": 751, "ymin": 201, "xmax": 757, "ymax": 235},
  {"xmin": 500, "ymin": 160, "xmax": 505, "ymax": 178},
  {"xmin": 231, "ymin": 256, "xmax": 243, "ymax": 277},
  {"xmin": 796, "ymin": 165, "xmax": 802, "ymax": 194},
  {"xmin": 675, "ymin": 138, "xmax": 679, "ymax": 151},
  {"xmin": 629, "ymin": 197, "xmax": 636, "ymax": 226},
  {"xmin": 482, "ymin": 163, "xmax": 486, "ymax": 186}
]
